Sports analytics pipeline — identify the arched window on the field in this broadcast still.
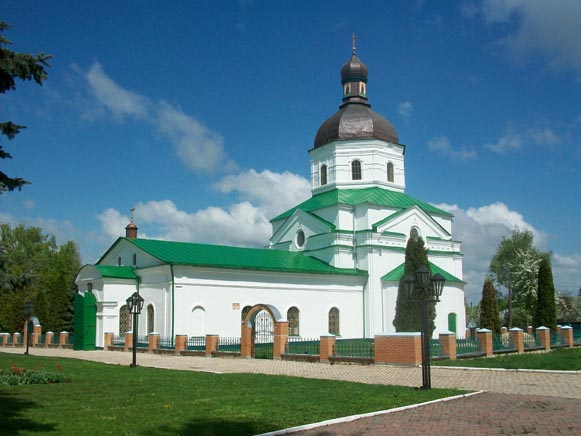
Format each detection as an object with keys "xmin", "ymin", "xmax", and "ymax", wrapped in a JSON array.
[
  {"xmin": 191, "ymin": 306, "xmax": 206, "ymax": 336},
  {"xmin": 119, "ymin": 304, "xmax": 131, "ymax": 336},
  {"xmin": 241, "ymin": 305, "xmax": 252, "ymax": 323},
  {"xmin": 133, "ymin": 253, "xmax": 137, "ymax": 266},
  {"xmin": 387, "ymin": 162, "xmax": 394, "ymax": 182},
  {"xmin": 351, "ymin": 160, "xmax": 362, "ymax": 180},
  {"xmin": 320, "ymin": 164, "xmax": 327, "ymax": 186},
  {"xmin": 448, "ymin": 313, "xmax": 457, "ymax": 334},
  {"xmin": 147, "ymin": 304, "xmax": 154, "ymax": 333},
  {"xmin": 287, "ymin": 307, "xmax": 300, "ymax": 336},
  {"xmin": 328, "ymin": 307, "xmax": 340, "ymax": 335}
]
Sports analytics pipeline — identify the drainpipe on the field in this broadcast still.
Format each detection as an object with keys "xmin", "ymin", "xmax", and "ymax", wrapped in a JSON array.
[{"xmin": 170, "ymin": 264, "xmax": 175, "ymax": 339}]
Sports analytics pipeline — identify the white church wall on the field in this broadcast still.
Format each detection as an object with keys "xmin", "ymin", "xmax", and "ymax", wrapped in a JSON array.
[
  {"xmin": 435, "ymin": 284, "xmax": 466, "ymax": 336},
  {"xmin": 99, "ymin": 239, "xmax": 161, "ymax": 268}
]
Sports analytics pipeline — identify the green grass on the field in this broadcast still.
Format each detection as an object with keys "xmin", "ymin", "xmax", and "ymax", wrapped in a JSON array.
[
  {"xmin": 434, "ymin": 347, "xmax": 581, "ymax": 371},
  {"xmin": 0, "ymin": 352, "xmax": 463, "ymax": 435}
]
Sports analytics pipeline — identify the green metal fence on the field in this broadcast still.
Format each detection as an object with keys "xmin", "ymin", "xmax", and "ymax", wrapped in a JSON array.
[
  {"xmin": 158, "ymin": 336, "xmax": 175, "ymax": 350},
  {"xmin": 112, "ymin": 335, "xmax": 124, "ymax": 346},
  {"xmin": 218, "ymin": 337, "xmax": 241, "ymax": 353},
  {"xmin": 550, "ymin": 331, "xmax": 565, "ymax": 347},
  {"xmin": 136, "ymin": 336, "xmax": 148, "ymax": 348},
  {"xmin": 333, "ymin": 338, "xmax": 374, "ymax": 358},
  {"xmin": 524, "ymin": 332, "xmax": 542, "ymax": 350},
  {"xmin": 456, "ymin": 337, "xmax": 480, "ymax": 355},
  {"xmin": 430, "ymin": 338, "xmax": 442, "ymax": 357},
  {"xmin": 492, "ymin": 333, "xmax": 515, "ymax": 352},
  {"xmin": 285, "ymin": 337, "xmax": 320, "ymax": 355},
  {"xmin": 186, "ymin": 336, "xmax": 205, "ymax": 351}
]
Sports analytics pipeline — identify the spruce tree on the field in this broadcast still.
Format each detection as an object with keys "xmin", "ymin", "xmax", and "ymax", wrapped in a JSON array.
[
  {"xmin": 479, "ymin": 277, "xmax": 501, "ymax": 333},
  {"xmin": 534, "ymin": 255, "xmax": 557, "ymax": 330},
  {"xmin": 393, "ymin": 235, "xmax": 435, "ymax": 334}
]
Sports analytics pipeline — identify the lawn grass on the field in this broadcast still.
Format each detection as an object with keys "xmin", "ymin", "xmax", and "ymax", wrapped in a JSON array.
[
  {"xmin": 434, "ymin": 347, "xmax": 581, "ymax": 371},
  {"xmin": 0, "ymin": 352, "xmax": 463, "ymax": 435}
]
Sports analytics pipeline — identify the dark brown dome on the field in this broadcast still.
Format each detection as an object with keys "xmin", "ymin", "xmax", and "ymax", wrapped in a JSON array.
[
  {"xmin": 314, "ymin": 52, "xmax": 399, "ymax": 148},
  {"xmin": 314, "ymin": 104, "xmax": 399, "ymax": 147}
]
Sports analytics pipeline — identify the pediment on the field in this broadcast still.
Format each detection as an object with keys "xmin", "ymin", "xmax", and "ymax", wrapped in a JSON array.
[
  {"xmin": 373, "ymin": 205, "xmax": 451, "ymax": 240},
  {"xmin": 269, "ymin": 209, "xmax": 334, "ymax": 248}
]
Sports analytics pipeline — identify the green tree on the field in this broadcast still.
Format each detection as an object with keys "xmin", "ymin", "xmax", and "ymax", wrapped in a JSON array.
[
  {"xmin": 0, "ymin": 223, "xmax": 80, "ymax": 333},
  {"xmin": 479, "ymin": 277, "xmax": 501, "ymax": 333},
  {"xmin": 533, "ymin": 254, "xmax": 557, "ymax": 330},
  {"xmin": 489, "ymin": 227, "xmax": 542, "ymax": 327},
  {"xmin": 393, "ymin": 235, "xmax": 436, "ymax": 335},
  {"xmin": 1, "ymin": 21, "xmax": 51, "ymax": 193}
]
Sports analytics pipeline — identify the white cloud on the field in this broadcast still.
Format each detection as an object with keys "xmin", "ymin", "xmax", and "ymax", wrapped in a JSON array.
[
  {"xmin": 213, "ymin": 169, "xmax": 311, "ymax": 219},
  {"xmin": 436, "ymin": 202, "xmax": 550, "ymax": 303},
  {"xmin": 397, "ymin": 101, "xmax": 414, "ymax": 119},
  {"xmin": 530, "ymin": 127, "xmax": 560, "ymax": 147},
  {"xmin": 86, "ymin": 62, "xmax": 151, "ymax": 120},
  {"xmin": 484, "ymin": 129, "xmax": 522, "ymax": 154},
  {"xmin": 427, "ymin": 136, "xmax": 477, "ymax": 160},
  {"xmin": 83, "ymin": 62, "xmax": 232, "ymax": 173},
  {"xmin": 552, "ymin": 254, "xmax": 581, "ymax": 293},
  {"xmin": 468, "ymin": 0, "xmax": 581, "ymax": 77}
]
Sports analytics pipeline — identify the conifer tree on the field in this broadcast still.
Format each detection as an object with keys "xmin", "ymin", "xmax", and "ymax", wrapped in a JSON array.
[
  {"xmin": 534, "ymin": 255, "xmax": 557, "ymax": 330},
  {"xmin": 393, "ymin": 235, "xmax": 435, "ymax": 334},
  {"xmin": 479, "ymin": 277, "xmax": 501, "ymax": 333}
]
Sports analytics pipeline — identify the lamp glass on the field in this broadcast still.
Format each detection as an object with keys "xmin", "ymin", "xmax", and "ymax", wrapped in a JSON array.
[
  {"xmin": 24, "ymin": 301, "xmax": 34, "ymax": 316},
  {"xmin": 431, "ymin": 273, "xmax": 445, "ymax": 300},
  {"xmin": 415, "ymin": 266, "xmax": 431, "ymax": 290},
  {"xmin": 403, "ymin": 275, "xmax": 415, "ymax": 299}
]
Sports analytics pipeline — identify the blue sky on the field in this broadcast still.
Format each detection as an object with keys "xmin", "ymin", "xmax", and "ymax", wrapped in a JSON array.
[{"xmin": 2, "ymin": 0, "xmax": 580, "ymax": 303}]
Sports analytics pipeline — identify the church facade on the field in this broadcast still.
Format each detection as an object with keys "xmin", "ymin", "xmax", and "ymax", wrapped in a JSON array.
[{"xmin": 75, "ymin": 48, "xmax": 466, "ymax": 348}]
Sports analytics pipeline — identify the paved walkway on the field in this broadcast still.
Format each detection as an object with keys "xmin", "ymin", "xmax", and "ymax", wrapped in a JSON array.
[{"xmin": 2, "ymin": 348, "xmax": 581, "ymax": 434}]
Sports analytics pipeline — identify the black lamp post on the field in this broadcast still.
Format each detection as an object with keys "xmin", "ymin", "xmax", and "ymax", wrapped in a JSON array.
[
  {"xmin": 404, "ymin": 266, "xmax": 445, "ymax": 389},
  {"xmin": 126, "ymin": 291, "xmax": 144, "ymax": 368},
  {"xmin": 24, "ymin": 301, "xmax": 34, "ymax": 356}
]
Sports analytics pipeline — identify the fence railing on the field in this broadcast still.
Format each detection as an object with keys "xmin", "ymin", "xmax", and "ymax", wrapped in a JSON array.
[
  {"xmin": 550, "ymin": 331, "xmax": 565, "ymax": 347},
  {"xmin": 136, "ymin": 336, "xmax": 149, "ymax": 348},
  {"xmin": 112, "ymin": 335, "xmax": 124, "ymax": 346},
  {"xmin": 430, "ymin": 338, "xmax": 442, "ymax": 357},
  {"xmin": 285, "ymin": 337, "xmax": 320, "ymax": 355},
  {"xmin": 456, "ymin": 337, "xmax": 480, "ymax": 355},
  {"xmin": 218, "ymin": 337, "xmax": 241, "ymax": 353},
  {"xmin": 492, "ymin": 333, "xmax": 515, "ymax": 352},
  {"xmin": 333, "ymin": 338, "xmax": 374, "ymax": 358},
  {"xmin": 186, "ymin": 336, "xmax": 206, "ymax": 351},
  {"xmin": 158, "ymin": 336, "xmax": 175, "ymax": 350},
  {"xmin": 524, "ymin": 332, "xmax": 542, "ymax": 350}
]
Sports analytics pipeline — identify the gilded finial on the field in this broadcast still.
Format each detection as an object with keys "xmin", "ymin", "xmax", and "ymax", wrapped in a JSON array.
[{"xmin": 352, "ymin": 33, "xmax": 357, "ymax": 55}]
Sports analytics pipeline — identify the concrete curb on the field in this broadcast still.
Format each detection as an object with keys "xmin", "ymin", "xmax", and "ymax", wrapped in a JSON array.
[
  {"xmin": 256, "ymin": 391, "xmax": 485, "ymax": 436},
  {"xmin": 434, "ymin": 365, "xmax": 581, "ymax": 374}
]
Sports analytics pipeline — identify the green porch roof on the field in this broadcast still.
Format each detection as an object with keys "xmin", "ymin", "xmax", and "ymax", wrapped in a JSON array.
[
  {"xmin": 114, "ymin": 238, "xmax": 365, "ymax": 276},
  {"xmin": 381, "ymin": 262, "xmax": 464, "ymax": 283},
  {"xmin": 271, "ymin": 187, "xmax": 452, "ymax": 222},
  {"xmin": 94, "ymin": 265, "xmax": 138, "ymax": 280}
]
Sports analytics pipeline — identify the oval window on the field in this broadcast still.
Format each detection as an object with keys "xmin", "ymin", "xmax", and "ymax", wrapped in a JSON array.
[{"xmin": 296, "ymin": 230, "xmax": 305, "ymax": 248}]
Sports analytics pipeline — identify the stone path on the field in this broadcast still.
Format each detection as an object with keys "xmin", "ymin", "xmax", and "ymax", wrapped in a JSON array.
[{"xmin": 2, "ymin": 347, "xmax": 581, "ymax": 434}]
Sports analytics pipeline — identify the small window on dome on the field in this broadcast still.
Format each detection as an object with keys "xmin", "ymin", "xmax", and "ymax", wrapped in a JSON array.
[
  {"xmin": 296, "ymin": 230, "xmax": 305, "ymax": 248},
  {"xmin": 320, "ymin": 164, "xmax": 327, "ymax": 186},
  {"xmin": 359, "ymin": 83, "xmax": 366, "ymax": 96},
  {"xmin": 344, "ymin": 84, "xmax": 351, "ymax": 96},
  {"xmin": 351, "ymin": 160, "xmax": 362, "ymax": 180}
]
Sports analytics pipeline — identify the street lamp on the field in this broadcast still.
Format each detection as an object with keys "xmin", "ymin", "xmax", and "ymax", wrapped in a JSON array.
[
  {"xmin": 403, "ymin": 266, "xmax": 445, "ymax": 389},
  {"xmin": 24, "ymin": 301, "xmax": 34, "ymax": 356},
  {"xmin": 126, "ymin": 291, "xmax": 144, "ymax": 368}
]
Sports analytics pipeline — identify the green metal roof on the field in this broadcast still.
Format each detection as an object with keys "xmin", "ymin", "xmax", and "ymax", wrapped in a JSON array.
[
  {"xmin": 381, "ymin": 262, "xmax": 464, "ymax": 283},
  {"xmin": 94, "ymin": 265, "xmax": 138, "ymax": 280},
  {"xmin": 271, "ymin": 187, "xmax": 452, "ymax": 222},
  {"xmin": 117, "ymin": 238, "xmax": 365, "ymax": 276}
]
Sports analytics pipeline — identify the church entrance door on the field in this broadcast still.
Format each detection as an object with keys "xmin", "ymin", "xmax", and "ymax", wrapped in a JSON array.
[{"xmin": 252, "ymin": 309, "xmax": 274, "ymax": 359}]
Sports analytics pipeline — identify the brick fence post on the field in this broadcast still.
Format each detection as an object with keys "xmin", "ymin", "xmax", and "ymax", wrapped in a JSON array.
[
  {"xmin": 535, "ymin": 327, "xmax": 551, "ymax": 351},
  {"xmin": 509, "ymin": 327, "xmax": 524, "ymax": 353},
  {"xmin": 124, "ymin": 332, "xmax": 133, "ymax": 352},
  {"xmin": 13, "ymin": 332, "xmax": 21, "ymax": 346},
  {"xmin": 205, "ymin": 334, "xmax": 219, "ymax": 356},
  {"xmin": 559, "ymin": 326, "xmax": 574, "ymax": 348},
  {"xmin": 273, "ymin": 321, "xmax": 289, "ymax": 360},
  {"xmin": 374, "ymin": 333, "xmax": 422, "ymax": 365},
  {"xmin": 59, "ymin": 331, "xmax": 69, "ymax": 348},
  {"xmin": 103, "ymin": 332, "xmax": 114, "ymax": 348},
  {"xmin": 477, "ymin": 328, "xmax": 493, "ymax": 356},
  {"xmin": 174, "ymin": 335, "xmax": 187, "ymax": 354},
  {"xmin": 148, "ymin": 333, "xmax": 160, "ymax": 353},
  {"xmin": 320, "ymin": 335, "xmax": 336, "ymax": 363},
  {"xmin": 439, "ymin": 333, "xmax": 457, "ymax": 360},
  {"xmin": 45, "ymin": 331, "xmax": 54, "ymax": 348},
  {"xmin": 0, "ymin": 333, "xmax": 8, "ymax": 346},
  {"xmin": 500, "ymin": 327, "xmax": 507, "ymax": 334},
  {"xmin": 240, "ymin": 323, "xmax": 252, "ymax": 358}
]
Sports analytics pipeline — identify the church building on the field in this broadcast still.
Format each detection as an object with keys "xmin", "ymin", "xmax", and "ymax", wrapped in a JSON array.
[{"xmin": 75, "ymin": 46, "xmax": 466, "ymax": 349}]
